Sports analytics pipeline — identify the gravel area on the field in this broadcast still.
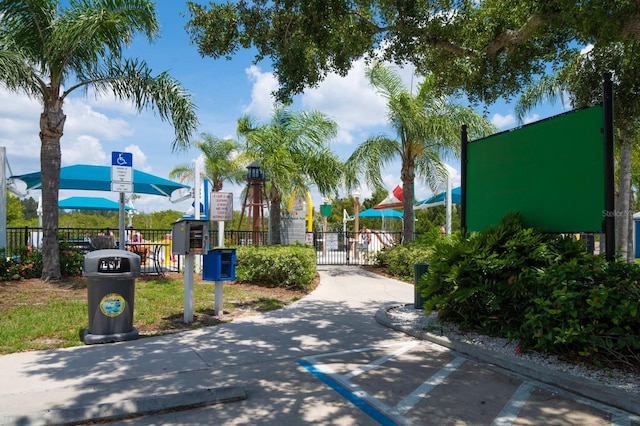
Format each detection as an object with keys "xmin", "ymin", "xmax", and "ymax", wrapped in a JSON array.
[{"xmin": 386, "ymin": 304, "xmax": 640, "ymax": 397}]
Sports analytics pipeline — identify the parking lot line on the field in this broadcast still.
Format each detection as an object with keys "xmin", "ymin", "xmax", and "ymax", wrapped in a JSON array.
[
  {"xmin": 297, "ymin": 358, "xmax": 400, "ymax": 426},
  {"xmin": 491, "ymin": 381, "xmax": 536, "ymax": 426},
  {"xmin": 393, "ymin": 356, "xmax": 467, "ymax": 415}
]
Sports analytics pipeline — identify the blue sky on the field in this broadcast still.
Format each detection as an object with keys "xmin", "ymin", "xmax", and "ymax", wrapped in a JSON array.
[{"xmin": 1, "ymin": 2, "xmax": 566, "ymax": 215}]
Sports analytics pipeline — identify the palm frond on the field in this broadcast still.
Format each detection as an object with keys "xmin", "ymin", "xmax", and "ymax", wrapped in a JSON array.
[
  {"xmin": 82, "ymin": 58, "xmax": 198, "ymax": 150},
  {"xmin": 365, "ymin": 61, "xmax": 405, "ymax": 99},
  {"xmin": 345, "ymin": 135, "xmax": 399, "ymax": 191},
  {"xmin": 168, "ymin": 163, "xmax": 194, "ymax": 183},
  {"xmin": 515, "ymin": 74, "xmax": 566, "ymax": 124}
]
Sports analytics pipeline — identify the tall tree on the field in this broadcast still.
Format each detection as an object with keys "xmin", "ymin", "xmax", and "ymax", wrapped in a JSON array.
[
  {"xmin": 516, "ymin": 42, "xmax": 640, "ymax": 261},
  {"xmin": 187, "ymin": 1, "xmax": 640, "ymax": 256},
  {"xmin": 0, "ymin": 0, "xmax": 198, "ymax": 279},
  {"xmin": 237, "ymin": 108, "xmax": 343, "ymax": 244},
  {"xmin": 345, "ymin": 63, "xmax": 495, "ymax": 243},
  {"xmin": 169, "ymin": 132, "xmax": 248, "ymax": 193},
  {"xmin": 20, "ymin": 197, "xmax": 38, "ymax": 221},
  {"xmin": 185, "ymin": 1, "xmax": 640, "ymax": 103}
]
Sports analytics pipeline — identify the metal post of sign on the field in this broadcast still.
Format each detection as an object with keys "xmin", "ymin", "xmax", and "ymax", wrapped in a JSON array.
[
  {"xmin": 118, "ymin": 192, "xmax": 125, "ymax": 249},
  {"xmin": 209, "ymin": 190, "xmax": 232, "ymax": 316},
  {"xmin": 214, "ymin": 219, "xmax": 225, "ymax": 316}
]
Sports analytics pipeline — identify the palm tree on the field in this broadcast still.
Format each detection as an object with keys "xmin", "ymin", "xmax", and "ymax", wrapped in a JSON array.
[
  {"xmin": 238, "ymin": 107, "xmax": 343, "ymax": 244},
  {"xmin": 169, "ymin": 132, "xmax": 248, "ymax": 193},
  {"xmin": 516, "ymin": 42, "xmax": 640, "ymax": 261},
  {"xmin": 346, "ymin": 63, "xmax": 495, "ymax": 243},
  {"xmin": 0, "ymin": 0, "xmax": 198, "ymax": 280}
]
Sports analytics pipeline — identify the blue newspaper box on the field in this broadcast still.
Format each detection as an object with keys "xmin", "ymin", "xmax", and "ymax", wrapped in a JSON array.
[{"xmin": 203, "ymin": 248, "xmax": 236, "ymax": 281}]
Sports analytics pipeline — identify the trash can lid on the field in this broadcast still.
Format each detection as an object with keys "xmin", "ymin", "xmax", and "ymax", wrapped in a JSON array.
[{"xmin": 84, "ymin": 249, "xmax": 141, "ymax": 276}]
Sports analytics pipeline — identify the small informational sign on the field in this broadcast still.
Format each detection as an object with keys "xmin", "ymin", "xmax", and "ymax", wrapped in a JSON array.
[
  {"xmin": 111, "ymin": 182, "xmax": 133, "ymax": 193},
  {"xmin": 111, "ymin": 151, "xmax": 133, "ymax": 193},
  {"xmin": 326, "ymin": 233, "xmax": 339, "ymax": 250},
  {"xmin": 282, "ymin": 196, "xmax": 307, "ymax": 244},
  {"xmin": 209, "ymin": 192, "xmax": 233, "ymax": 221}
]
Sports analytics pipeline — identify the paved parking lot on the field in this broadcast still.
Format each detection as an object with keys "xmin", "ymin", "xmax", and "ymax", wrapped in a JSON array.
[{"xmin": 299, "ymin": 340, "xmax": 639, "ymax": 426}]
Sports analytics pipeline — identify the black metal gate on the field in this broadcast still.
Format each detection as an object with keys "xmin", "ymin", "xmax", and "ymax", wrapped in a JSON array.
[{"xmin": 313, "ymin": 231, "xmax": 402, "ymax": 265}]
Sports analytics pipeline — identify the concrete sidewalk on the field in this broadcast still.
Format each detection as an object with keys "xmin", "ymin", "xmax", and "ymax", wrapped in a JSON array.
[
  {"xmin": 0, "ymin": 266, "xmax": 415, "ymax": 425},
  {"xmin": 0, "ymin": 266, "xmax": 637, "ymax": 425}
]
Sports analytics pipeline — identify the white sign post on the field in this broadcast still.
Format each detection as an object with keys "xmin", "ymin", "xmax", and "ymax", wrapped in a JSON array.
[
  {"xmin": 111, "ymin": 152, "xmax": 133, "ymax": 249},
  {"xmin": 210, "ymin": 191, "xmax": 233, "ymax": 316}
]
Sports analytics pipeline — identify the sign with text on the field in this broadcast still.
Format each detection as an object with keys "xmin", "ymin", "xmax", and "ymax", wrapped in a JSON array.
[
  {"xmin": 281, "ymin": 196, "xmax": 307, "ymax": 245},
  {"xmin": 209, "ymin": 192, "xmax": 233, "ymax": 221},
  {"xmin": 111, "ymin": 182, "xmax": 133, "ymax": 193},
  {"xmin": 111, "ymin": 151, "xmax": 133, "ymax": 193}
]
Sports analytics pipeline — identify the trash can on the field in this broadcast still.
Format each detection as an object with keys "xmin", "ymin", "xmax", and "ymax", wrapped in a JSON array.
[
  {"xmin": 83, "ymin": 249, "xmax": 141, "ymax": 344},
  {"xmin": 414, "ymin": 262, "xmax": 429, "ymax": 309}
]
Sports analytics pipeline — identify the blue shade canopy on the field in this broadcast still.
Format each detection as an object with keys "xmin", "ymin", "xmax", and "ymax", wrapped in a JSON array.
[
  {"xmin": 416, "ymin": 186, "xmax": 461, "ymax": 208},
  {"xmin": 59, "ymin": 196, "xmax": 134, "ymax": 211},
  {"xmin": 358, "ymin": 207, "xmax": 403, "ymax": 218},
  {"xmin": 11, "ymin": 164, "xmax": 189, "ymax": 197}
]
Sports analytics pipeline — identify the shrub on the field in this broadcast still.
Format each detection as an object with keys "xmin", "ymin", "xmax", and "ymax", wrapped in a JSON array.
[
  {"xmin": 520, "ymin": 258, "xmax": 640, "ymax": 367},
  {"xmin": 0, "ymin": 254, "xmax": 39, "ymax": 281},
  {"xmin": 374, "ymin": 241, "xmax": 433, "ymax": 281},
  {"xmin": 235, "ymin": 244, "xmax": 316, "ymax": 291},
  {"xmin": 421, "ymin": 212, "xmax": 640, "ymax": 369},
  {"xmin": 58, "ymin": 242, "xmax": 84, "ymax": 277},
  {"xmin": 0, "ymin": 242, "xmax": 84, "ymax": 281}
]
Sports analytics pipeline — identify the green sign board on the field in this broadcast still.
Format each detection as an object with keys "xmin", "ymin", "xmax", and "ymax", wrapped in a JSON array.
[
  {"xmin": 320, "ymin": 204, "xmax": 332, "ymax": 217},
  {"xmin": 465, "ymin": 105, "xmax": 604, "ymax": 233}
]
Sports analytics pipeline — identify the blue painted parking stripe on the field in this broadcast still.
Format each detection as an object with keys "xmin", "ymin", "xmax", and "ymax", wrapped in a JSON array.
[{"xmin": 298, "ymin": 359, "xmax": 398, "ymax": 426}]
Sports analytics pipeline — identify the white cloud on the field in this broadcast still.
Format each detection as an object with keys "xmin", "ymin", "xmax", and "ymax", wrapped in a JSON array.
[
  {"xmin": 241, "ymin": 59, "xmax": 411, "ymax": 152},
  {"xmin": 61, "ymin": 135, "xmax": 108, "ymax": 166},
  {"xmin": 123, "ymin": 144, "xmax": 151, "ymax": 172},
  {"xmin": 301, "ymin": 60, "xmax": 388, "ymax": 136},
  {"xmin": 444, "ymin": 163, "xmax": 462, "ymax": 188},
  {"xmin": 523, "ymin": 113, "xmax": 540, "ymax": 124},
  {"xmin": 0, "ymin": 90, "xmax": 43, "ymax": 168},
  {"xmin": 63, "ymin": 98, "xmax": 134, "ymax": 141},
  {"xmin": 83, "ymin": 87, "xmax": 140, "ymax": 115},
  {"xmin": 491, "ymin": 113, "xmax": 516, "ymax": 129},
  {"xmin": 242, "ymin": 65, "xmax": 279, "ymax": 120}
]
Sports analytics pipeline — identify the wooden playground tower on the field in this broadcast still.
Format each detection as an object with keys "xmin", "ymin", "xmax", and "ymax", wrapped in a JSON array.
[{"xmin": 238, "ymin": 162, "xmax": 269, "ymax": 245}]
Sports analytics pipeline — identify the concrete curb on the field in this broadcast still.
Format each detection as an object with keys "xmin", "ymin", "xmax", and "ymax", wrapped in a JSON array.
[
  {"xmin": 1, "ymin": 385, "xmax": 247, "ymax": 426},
  {"xmin": 375, "ymin": 303, "xmax": 639, "ymax": 417}
]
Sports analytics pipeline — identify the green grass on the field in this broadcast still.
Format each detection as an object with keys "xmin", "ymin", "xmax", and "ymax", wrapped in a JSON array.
[
  {"xmin": 1, "ymin": 301, "xmax": 87, "ymax": 353},
  {"xmin": 0, "ymin": 276, "xmax": 302, "ymax": 354}
]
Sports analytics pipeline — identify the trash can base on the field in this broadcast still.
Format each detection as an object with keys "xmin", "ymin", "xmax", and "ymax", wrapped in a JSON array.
[{"xmin": 83, "ymin": 327, "xmax": 139, "ymax": 345}]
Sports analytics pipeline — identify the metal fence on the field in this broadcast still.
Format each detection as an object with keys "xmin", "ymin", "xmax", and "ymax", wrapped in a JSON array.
[
  {"xmin": 8, "ymin": 226, "xmax": 404, "ymax": 269},
  {"xmin": 8, "ymin": 226, "xmax": 599, "ymax": 270},
  {"xmin": 9, "ymin": 227, "xmax": 271, "ymax": 274},
  {"xmin": 312, "ymin": 230, "xmax": 402, "ymax": 265}
]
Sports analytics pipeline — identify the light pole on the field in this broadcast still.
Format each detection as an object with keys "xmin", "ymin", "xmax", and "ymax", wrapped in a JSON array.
[
  {"xmin": 322, "ymin": 198, "xmax": 329, "ymax": 257},
  {"xmin": 353, "ymin": 189, "xmax": 360, "ymax": 262}
]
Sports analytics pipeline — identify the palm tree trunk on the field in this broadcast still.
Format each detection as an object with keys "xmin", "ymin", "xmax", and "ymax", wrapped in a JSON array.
[
  {"xmin": 269, "ymin": 187, "xmax": 281, "ymax": 245},
  {"xmin": 616, "ymin": 133, "xmax": 633, "ymax": 262},
  {"xmin": 401, "ymin": 161, "xmax": 415, "ymax": 243},
  {"xmin": 40, "ymin": 100, "xmax": 65, "ymax": 280}
]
